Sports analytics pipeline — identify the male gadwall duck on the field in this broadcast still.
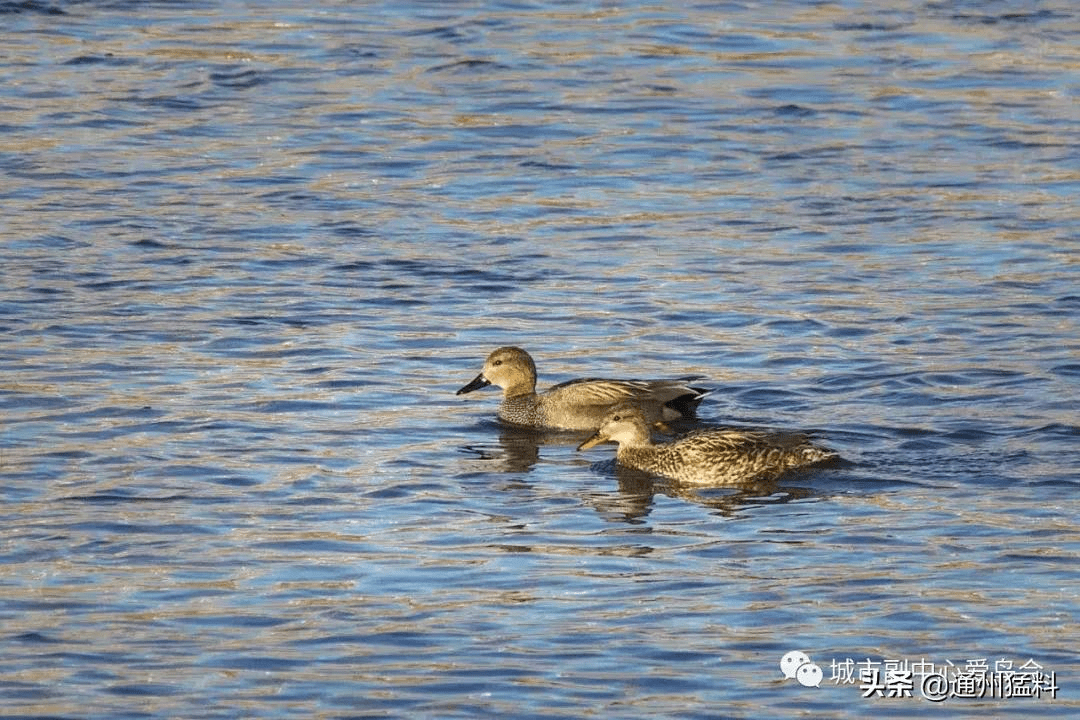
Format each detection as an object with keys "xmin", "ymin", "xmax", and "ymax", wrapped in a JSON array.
[
  {"xmin": 578, "ymin": 405, "xmax": 839, "ymax": 485},
  {"xmin": 456, "ymin": 346, "xmax": 711, "ymax": 431}
]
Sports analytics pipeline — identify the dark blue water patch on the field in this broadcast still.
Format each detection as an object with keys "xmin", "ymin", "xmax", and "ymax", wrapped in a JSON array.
[
  {"xmin": 281, "ymin": 494, "xmax": 345, "ymax": 508},
  {"xmin": 59, "ymin": 492, "xmax": 195, "ymax": 504},
  {"xmin": 203, "ymin": 340, "xmax": 347, "ymax": 363},
  {"xmin": 996, "ymin": 549, "xmax": 1079, "ymax": 565},
  {"xmin": 312, "ymin": 378, "xmax": 375, "ymax": 392},
  {"xmin": 824, "ymin": 324, "xmax": 878, "ymax": 339},
  {"xmin": 242, "ymin": 399, "xmax": 340, "ymax": 414},
  {"xmin": 0, "ymin": 684, "xmax": 68, "ymax": 706},
  {"xmin": 361, "ymin": 482, "xmax": 440, "ymax": 500},
  {"xmin": 941, "ymin": 7, "xmax": 1067, "ymax": 26},
  {"xmin": 104, "ymin": 682, "xmax": 186, "ymax": 698},
  {"xmin": 892, "ymin": 431, "xmax": 952, "ymax": 451},
  {"xmin": 71, "ymin": 0, "xmax": 220, "ymax": 9},
  {"xmin": 0, "ymin": 594, "xmax": 105, "ymax": 614},
  {"xmin": 251, "ymin": 538, "xmax": 364, "ymax": 554},
  {"xmin": 0, "ymin": 0, "xmax": 64, "ymax": 14},
  {"xmin": 63, "ymin": 519, "xmax": 215, "ymax": 536},
  {"xmin": 890, "ymin": 424, "xmax": 944, "ymax": 441},
  {"xmin": 519, "ymin": 158, "xmax": 579, "ymax": 171},
  {"xmin": 731, "ymin": 387, "xmax": 812, "ymax": 411},
  {"xmin": 62, "ymin": 53, "xmax": 132, "ymax": 66},
  {"xmin": 25, "ymin": 233, "xmax": 87, "ymax": 250},
  {"xmin": 221, "ymin": 313, "xmax": 326, "ymax": 330},
  {"xmin": 81, "ymin": 276, "xmax": 146, "ymax": 292},
  {"xmin": 224, "ymin": 315, "xmax": 289, "ymax": 327},
  {"xmin": 1050, "ymin": 364, "xmax": 1080, "ymax": 379},
  {"xmin": 404, "ymin": 23, "xmax": 473, "ymax": 42},
  {"xmin": 230, "ymin": 174, "xmax": 312, "ymax": 190},
  {"xmin": 286, "ymin": 631, "xmax": 380, "ymax": 648},
  {"xmin": 1021, "ymin": 423, "xmax": 1080, "ymax": 440},
  {"xmin": 320, "ymin": 222, "xmax": 377, "ymax": 240},
  {"xmin": 328, "ymin": 44, "xmax": 382, "ymax": 63},
  {"xmin": 129, "ymin": 237, "xmax": 177, "ymax": 250},
  {"xmin": 115, "ymin": 93, "xmax": 209, "ymax": 112},
  {"xmin": 169, "ymin": 612, "xmax": 292, "ymax": 630},
  {"xmin": 241, "ymin": 252, "xmax": 330, "ymax": 272},
  {"xmin": 0, "ymin": 392, "xmax": 77, "ymax": 413},
  {"xmin": 357, "ymin": 630, "xmax": 443, "ymax": 649},
  {"xmin": 144, "ymin": 464, "xmax": 262, "ymax": 487},
  {"xmin": 9, "ymin": 631, "xmax": 64, "ymax": 644},
  {"xmin": 833, "ymin": 20, "xmax": 910, "ymax": 32},
  {"xmin": 940, "ymin": 425, "xmax": 1006, "ymax": 445},
  {"xmin": 773, "ymin": 103, "xmax": 817, "ymax": 118},
  {"xmin": 334, "ymin": 256, "xmax": 553, "ymax": 287},
  {"xmin": 65, "ymin": 114, "xmax": 143, "ymax": 130},
  {"xmin": 49, "ymin": 403, "xmax": 160, "ymax": 421},
  {"xmin": 26, "ymin": 417, "xmax": 192, "ymax": 442},
  {"xmin": 77, "ymin": 419, "xmax": 192, "ymax": 439},
  {"xmin": 1028, "ymin": 477, "xmax": 1080, "ymax": 491},
  {"xmin": 985, "ymin": 136, "xmax": 1064, "ymax": 151},
  {"xmin": 918, "ymin": 368, "xmax": 1025, "ymax": 387},
  {"xmin": 426, "ymin": 58, "xmax": 513, "ymax": 74},
  {"xmin": 208, "ymin": 67, "xmax": 266, "ymax": 90},
  {"xmin": 201, "ymin": 655, "xmax": 304, "ymax": 672}
]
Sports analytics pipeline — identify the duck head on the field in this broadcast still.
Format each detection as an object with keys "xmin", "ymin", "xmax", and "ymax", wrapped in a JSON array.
[
  {"xmin": 457, "ymin": 346, "xmax": 538, "ymax": 397},
  {"xmin": 577, "ymin": 405, "xmax": 652, "ymax": 450}
]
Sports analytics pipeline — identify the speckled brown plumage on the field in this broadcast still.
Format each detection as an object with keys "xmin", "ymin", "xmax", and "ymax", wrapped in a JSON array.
[{"xmin": 579, "ymin": 405, "xmax": 839, "ymax": 485}]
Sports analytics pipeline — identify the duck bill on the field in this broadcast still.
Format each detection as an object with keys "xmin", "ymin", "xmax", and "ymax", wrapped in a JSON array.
[
  {"xmin": 456, "ymin": 373, "xmax": 491, "ymax": 395},
  {"xmin": 577, "ymin": 432, "xmax": 607, "ymax": 451}
]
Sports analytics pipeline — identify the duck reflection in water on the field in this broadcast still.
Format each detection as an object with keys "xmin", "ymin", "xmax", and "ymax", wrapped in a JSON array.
[
  {"xmin": 458, "ymin": 421, "xmax": 579, "ymax": 474},
  {"xmin": 587, "ymin": 461, "xmax": 819, "ymax": 521}
]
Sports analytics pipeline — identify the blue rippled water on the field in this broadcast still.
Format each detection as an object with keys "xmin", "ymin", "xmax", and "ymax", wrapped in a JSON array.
[{"xmin": 1, "ymin": 1, "xmax": 1078, "ymax": 717}]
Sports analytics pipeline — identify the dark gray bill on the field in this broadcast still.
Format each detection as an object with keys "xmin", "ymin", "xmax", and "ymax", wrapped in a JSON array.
[{"xmin": 456, "ymin": 373, "xmax": 491, "ymax": 395}]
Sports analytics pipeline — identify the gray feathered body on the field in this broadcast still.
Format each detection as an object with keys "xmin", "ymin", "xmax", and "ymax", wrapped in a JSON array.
[
  {"xmin": 459, "ymin": 346, "xmax": 710, "ymax": 432},
  {"xmin": 498, "ymin": 376, "xmax": 709, "ymax": 431}
]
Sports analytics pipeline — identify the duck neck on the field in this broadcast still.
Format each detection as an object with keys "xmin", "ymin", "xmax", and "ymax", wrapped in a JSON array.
[
  {"xmin": 499, "ymin": 393, "xmax": 541, "ymax": 425},
  {"xmin": 502, "ymin": 386, "xmax": 536, "ymax": 401}
]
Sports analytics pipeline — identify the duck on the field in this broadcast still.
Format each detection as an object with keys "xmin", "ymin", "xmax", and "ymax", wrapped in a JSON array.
[
  {"xmin": 577, "ymin": 405, "xmax": 839, "ymax": 485},
  {"xmin": 456, "ymin": 346, "xmax": 711, "ymax": 431}
]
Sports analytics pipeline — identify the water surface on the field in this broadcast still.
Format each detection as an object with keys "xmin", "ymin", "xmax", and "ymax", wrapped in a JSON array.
[{"xmin": 1, "ymin": 1, "xmax": 1078, "ymax": 717}]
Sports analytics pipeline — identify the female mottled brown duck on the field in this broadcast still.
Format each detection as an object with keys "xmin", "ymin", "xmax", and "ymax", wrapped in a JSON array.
[{"xmin": 578, "ymin": 405, "xmax": 839, "ymax": 485}]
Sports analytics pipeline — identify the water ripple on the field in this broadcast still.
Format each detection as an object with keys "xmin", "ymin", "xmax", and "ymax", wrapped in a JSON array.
[{"xmin": 1, "ymin": 1, "xmax": 1078, "ymax": 717}]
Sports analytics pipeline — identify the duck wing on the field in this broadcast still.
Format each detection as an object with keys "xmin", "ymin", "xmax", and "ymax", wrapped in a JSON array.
[
  {"xmin": 680, "ymin": 428, "xmax": 838, "ymax": 470},
  {"xmin": 545, "ymin": 376, "xmax": 709, "ymax": 408}
]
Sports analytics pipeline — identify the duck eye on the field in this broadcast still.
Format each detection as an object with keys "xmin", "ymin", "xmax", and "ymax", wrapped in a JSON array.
[
  {"xmin": 493, "ymin": 360, "xmax": 502, "ymax": 366},
  {"xmin": 612, "ymin": 414, "xmax": 621, "ymax": 421}
]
